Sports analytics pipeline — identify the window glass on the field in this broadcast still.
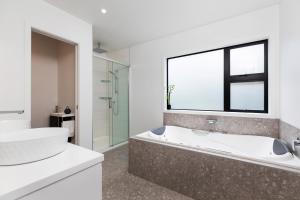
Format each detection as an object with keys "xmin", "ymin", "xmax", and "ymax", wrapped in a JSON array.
[
  {"xmin": 168, "ymin": 50, "xmax": 224, "ymax": 110},
  {"xmin": 230, "ymin": 44, "xmax": 264, "ymax": 75},
  {"xmin": 230, "ymin": 82, "xmax": 264, "ymax": 111},
  {"xmin": 166, "ymin": 40, "xmax": 268, "ymax": 113}
]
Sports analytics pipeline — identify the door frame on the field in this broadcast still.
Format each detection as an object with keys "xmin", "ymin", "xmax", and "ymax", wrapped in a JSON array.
[{"xmin": 26, "ymin": 25, "xmax": 79, "ymax": 145}]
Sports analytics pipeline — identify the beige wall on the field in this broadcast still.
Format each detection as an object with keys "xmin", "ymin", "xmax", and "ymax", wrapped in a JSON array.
[
  {"xmin": 31, "ymin": 32, "xmax": 59, "ymax": 128},
  {"xmin": 31, "ymin": 32, "xmax": 75, "ymax": 128},
  {"xmin": 58, "ymin": 42, "xmax": 76, "ymax": 112}
]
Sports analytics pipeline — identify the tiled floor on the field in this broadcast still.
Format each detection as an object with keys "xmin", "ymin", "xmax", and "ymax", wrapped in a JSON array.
[{"xmin": 102, "ymin": 144, "xmax": 194, "ymax": 200}]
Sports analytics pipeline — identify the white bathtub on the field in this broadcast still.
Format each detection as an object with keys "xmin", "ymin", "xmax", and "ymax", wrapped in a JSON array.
[{"xmin": 135, "ymin": 126, "xmax": 300, "ymax": 172}]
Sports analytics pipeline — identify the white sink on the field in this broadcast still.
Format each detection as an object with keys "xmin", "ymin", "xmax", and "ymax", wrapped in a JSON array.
[
  {"xmin": 0, "ymin": 128, "xmax": 68, "ymax": 165},
  {"xmin": 0, "ymin": 120, "xmax": 31, "ymax": 133}
]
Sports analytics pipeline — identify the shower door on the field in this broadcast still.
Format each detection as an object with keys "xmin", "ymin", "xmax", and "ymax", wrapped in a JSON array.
[
  {"xmin": 93, "ymin": 56, "xmax": 129, "ymax": 152},
  {"xmin": 111, "ymin": 62, "xmax": 129, "ymax": 146}
]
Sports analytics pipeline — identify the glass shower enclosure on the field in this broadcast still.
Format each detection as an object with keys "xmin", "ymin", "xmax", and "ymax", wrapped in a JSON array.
[{"xmin": 93, "ymin": 56, "xmax": 129, "ymax": 152}]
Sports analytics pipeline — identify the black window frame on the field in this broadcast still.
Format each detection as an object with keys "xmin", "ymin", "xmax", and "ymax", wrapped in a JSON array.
[{"xmin": 166, "ymin": 39, "xmax": 268, "ymax": 113}]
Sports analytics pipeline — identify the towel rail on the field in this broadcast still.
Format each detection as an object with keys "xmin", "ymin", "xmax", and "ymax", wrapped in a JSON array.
[{"xmin": 0, "ymin": 110, "xmax": 24, "ymax": 114}]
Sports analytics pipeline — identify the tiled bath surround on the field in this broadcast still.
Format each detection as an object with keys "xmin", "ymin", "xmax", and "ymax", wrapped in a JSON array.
[
  {"xmin": 128, "ymin": 113, "xmax": 300, "ymax": 199},
  {"xmin": 164, "ymin": 112, "xmax": 279, "ymax": 138},
  {"xmin": 129, "ymin": 139, "xmax": 300, "ymax": 200},
  {"xmin": 164, "ymin": 112, "xmax": 300, "ymax": 151}
]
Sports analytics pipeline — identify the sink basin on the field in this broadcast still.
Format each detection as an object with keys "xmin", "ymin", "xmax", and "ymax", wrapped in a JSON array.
[
  {"xmin": 0, "ymin": 120, "xmax": 31, "ymax": 133},
  {"xmin": 0, "ymin": 128, "xmax": 68, "ymax": 165}
]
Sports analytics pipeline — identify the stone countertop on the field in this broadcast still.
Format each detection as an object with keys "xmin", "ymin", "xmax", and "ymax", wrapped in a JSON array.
[
  {"xmin": 50, "ymin": 113, "xmax": 75, "ymax": 117},
  {"xmin": 0, "ymin": 144, "xmax": 103, "ymax": 200}
]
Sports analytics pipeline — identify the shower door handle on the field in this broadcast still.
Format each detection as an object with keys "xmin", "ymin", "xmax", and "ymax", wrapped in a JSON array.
[
  {"xmin": 108, "ymin": 99, "xmax": 115, "ymax": 109},
  {"xmin": 110, "ymin": 100, "xmax": 116, "ymax": 110},
  {"xmin": 99, "ymin": 97, "xmax": 113, "ymax": 109},
  {"xmin": 109, "ymin": 99, "xmax": 112, "ymax": 109}
]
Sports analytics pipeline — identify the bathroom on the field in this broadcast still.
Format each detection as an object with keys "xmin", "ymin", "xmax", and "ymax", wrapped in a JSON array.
[{"xmin": 0, "ymin": 0, "xmax": 300, "ymax": 200}]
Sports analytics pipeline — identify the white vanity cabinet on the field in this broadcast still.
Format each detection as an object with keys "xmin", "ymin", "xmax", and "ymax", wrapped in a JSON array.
[
  {"xmin": 0, "ymin": 144, "xmax": 104, "ymax": 200},
  {"xmin": 20, "ymin": 164, "xmax": 102, "ymax": 200}
]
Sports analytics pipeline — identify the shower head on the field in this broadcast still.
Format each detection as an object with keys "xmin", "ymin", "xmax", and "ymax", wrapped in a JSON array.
[{"xmin": 93, "ymin": 42, "xmax": 107, "ymax": 54}]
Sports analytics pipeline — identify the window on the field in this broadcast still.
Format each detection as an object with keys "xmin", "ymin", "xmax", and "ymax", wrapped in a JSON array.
[{"xmin": 167, "ymin": 40, "xmax": 268, "ymax": 113}]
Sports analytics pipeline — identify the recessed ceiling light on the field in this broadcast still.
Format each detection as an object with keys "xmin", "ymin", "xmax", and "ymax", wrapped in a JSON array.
[{"xmin": 101, "ymin": 8, "xmax": 107, "ymax": 14}]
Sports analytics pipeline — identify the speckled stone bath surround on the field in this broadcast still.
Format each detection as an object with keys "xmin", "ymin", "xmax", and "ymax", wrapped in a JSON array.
[
  {"xmin": 164, "ymin": 112, "xmax": 279, "ymax": 138},
  {"xmin": 129, "ymin": 138, "xmax": 300, "ymax": 200},
  {"xmin": 103, "ymin": 144, "xmax": 193, "ymax": 200}
]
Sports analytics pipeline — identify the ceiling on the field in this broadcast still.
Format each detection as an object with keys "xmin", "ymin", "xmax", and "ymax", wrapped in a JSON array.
[{"xmin": 45, "ymin": 0, "xmax": 279, "ymax": 51}]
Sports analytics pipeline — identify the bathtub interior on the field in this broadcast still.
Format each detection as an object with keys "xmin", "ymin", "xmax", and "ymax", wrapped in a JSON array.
[{"xmin": 136, "ymin": 126, "xmax": 300, "ymax": 171}]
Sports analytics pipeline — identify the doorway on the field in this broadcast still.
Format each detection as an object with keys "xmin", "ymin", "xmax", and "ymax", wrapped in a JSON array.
[{"xmin": 31, "ymin": 31, "xmax": 77, "ymax": 143}]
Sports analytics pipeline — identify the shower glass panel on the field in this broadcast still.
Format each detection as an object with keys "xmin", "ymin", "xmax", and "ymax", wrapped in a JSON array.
[
  {"xmin": 111, "ymin": 62, "xmax": 129, "ymax": 146},
  {"xmin": 93, "ymin": 56, "xmax": 129, "ymax": 152}
]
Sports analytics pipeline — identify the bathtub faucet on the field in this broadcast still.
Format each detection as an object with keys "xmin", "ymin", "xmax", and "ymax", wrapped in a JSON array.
[
  {"xmin": 207, "ymin": 119, "xmax": 217, "ymax": 132},
  {"xmin": 207, "ymin": 119, "xmax": 217, "ymax": 125},
  {"xmin": 293, "ymin": 137, "xmax": 300, "ymax": 154}
]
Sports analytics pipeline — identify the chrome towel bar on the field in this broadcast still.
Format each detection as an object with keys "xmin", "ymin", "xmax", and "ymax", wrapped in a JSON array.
[{"xmin": 0, "ymin": 110, "xmax": 24, "ymax": 114}]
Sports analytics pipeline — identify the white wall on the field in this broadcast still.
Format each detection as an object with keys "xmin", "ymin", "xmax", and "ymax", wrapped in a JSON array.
[
  {"xmin": 280, "ymin": 0, "xmax": 300, "ymax": 129},
  {"xmin": 99, "ymin": 48, "xmax": 130, "ymax": 66},
  {"xmin": 0, "ymin": 0, "xmax": 93, "ymax": 149},
  {"xmin": 129, "ymin": 6, "xmax": 280, "ymax": 135}
]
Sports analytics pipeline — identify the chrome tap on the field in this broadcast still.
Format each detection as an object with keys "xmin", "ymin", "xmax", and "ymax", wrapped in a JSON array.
[
  {"xmin": 293, "ymin": 137, "xmax": 300, "ymax": 152},
  {"xmin": 207, "ymin": 119, "xmax": 217, "ymax": 132},
  {"xmin": 207, "ymin": 119, "xmax": 217, "ymax": 125}
]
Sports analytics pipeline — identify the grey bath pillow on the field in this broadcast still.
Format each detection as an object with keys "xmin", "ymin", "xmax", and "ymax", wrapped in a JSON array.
[
  {"xmin": 150, "ymin": 126, "xmax": 166, "ymax": 135},
  {"xmin": 273, "ymin": 139, "xmax": 290, "ymax": 155}
]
